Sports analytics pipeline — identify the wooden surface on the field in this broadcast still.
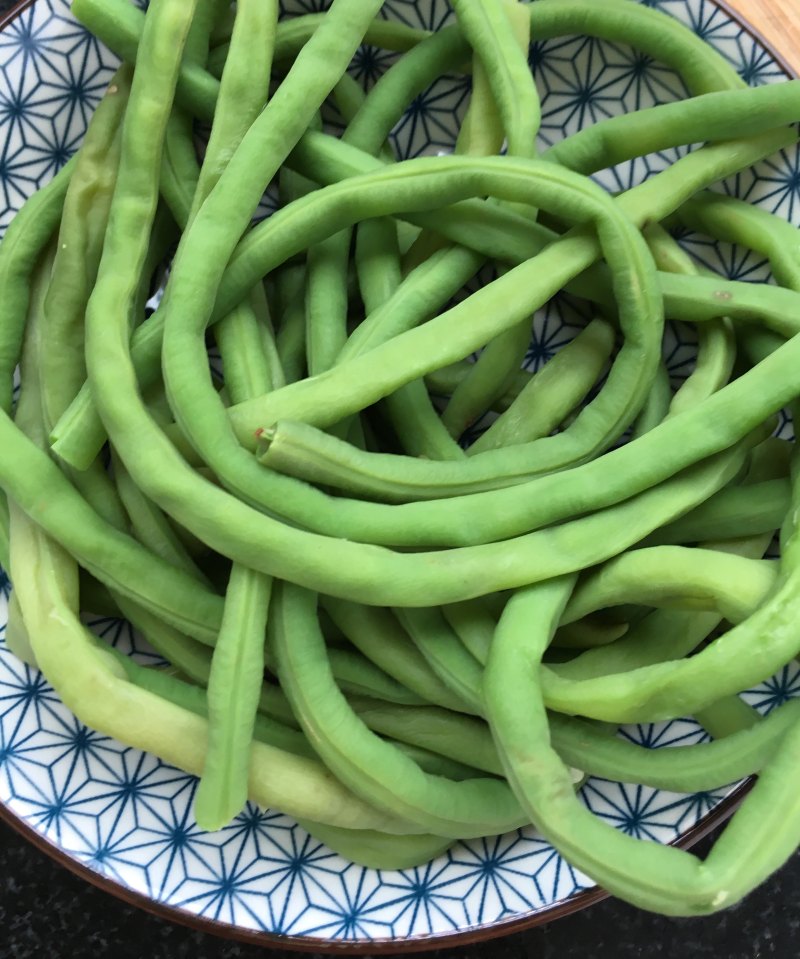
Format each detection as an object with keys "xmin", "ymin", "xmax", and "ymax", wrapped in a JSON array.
[{"xmin": 728, "ymin": 0, "xmax": 800, "ymax": 72}]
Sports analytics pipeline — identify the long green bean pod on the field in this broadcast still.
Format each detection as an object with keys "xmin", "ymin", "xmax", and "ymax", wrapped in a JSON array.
[{"xmin": 485, "ymin": 560, "xmax": 800, "ymax": 915}]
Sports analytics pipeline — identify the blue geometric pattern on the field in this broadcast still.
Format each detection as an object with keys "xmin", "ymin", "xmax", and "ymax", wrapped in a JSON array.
[{"xmin": 1, "ymin": 0, "xmax": 799, "ymax": 946}]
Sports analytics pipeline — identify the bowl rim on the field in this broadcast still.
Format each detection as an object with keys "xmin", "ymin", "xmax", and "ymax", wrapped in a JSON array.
[{"xmin": 0, "ymin": 0, "xmax": 794, "ymax": 951}]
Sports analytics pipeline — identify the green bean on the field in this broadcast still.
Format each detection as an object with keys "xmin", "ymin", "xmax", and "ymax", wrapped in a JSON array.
[
  {"xmin": 348, "ymin": 691, "xmax": 800, "ymax": 796},
  {"xmin": 30, "ymin": 71, "xmax": 142, "ymax": 563},
  {"xmin": 278, "ymin": 15, "xmax": 428, "ymax": 67},
  {"xmin": 286, "ymin": 121, "xmax": 793, "ymax": 286},
  {"xmin": 194, "ymin": 564, "xmax": 272, "ymax": 831},
  {"xmin": 0, "ymin": 161, "xmax": 73, "ymax": 416},
  {"xmin": 74, "ymin": 578, "xmax": 127, "ymax": 625},
  {"xmin": 71, "ymin": 0, "xmax": 220, "ymax": 122},
  {"xmin": 384, "ymin": 744, "xmax": 484, "ymax": 783},
  {"xmin": 7, "ymin": 75, "xmax": 225, "ymax": 654},
  {"xmin": 553, "ymin": 617, "xmax": 629, "ymax": 651},
  {"xmin": 250, "ymin": 304, "xmax": 797, "ymax": 555},
  {"xmin": 443, "ymin": 600, "xmax": 499, "ymax": 666},
  {"xmin": 322, "ymin": 598, "xmax": 476, "ymax": 714},
  {"xmin": 426, "ymin": 363, "xmax": 534, "ymax": 412},
  {"xmin": 322, "ymin": 647, "xmax": 429, "ymax": 707},
  {"xmin": 215, "ymin": 291, "xmax": 278, "ymax": 406},
  {"xmin": 0, "ymin": 499, "xmax": 9, "ymax": 574},
  {"xmin": 469, "ymin": 319, "xmax": 615, "ymax": 454},
  {"xmin": 161, "ymin": 112, "xmax": 201, "ymax": 229},
  {"xmin": 438, "ymin": 1, "xmax": 539, "ymax": 437},
  {"xmin": 673, "ymin": 191, "xmax": 800, "ymax": 293},
  {"xmin": 355, "ymin": 228, "xmax": 465, "ymax": 456},
  {"xmin": 13, "ymin": 0, "xmax": 437, "ymax": 843},
  {"xmin": 336, "ymin": 0, "xmax": 742, "ymax": 165},
  {"xmin": 366, "ymin": 683, "xmax": 710, "ymax": 789},
  {"xmin": 7, "ymin": 243, "xmax": 59, "ymax": 669},
  {"xmin": 52, "ymin": 0, "xmax": 775, "ymax": 471},
  {"xmin": 3, "ymin": 83, "xmax": 222, "ymax": 664},
  {"xmin": 298, "ymin": 97, "xmax": 358, "ymax": 385},
  {"xmin": 50, "ymin": 124, "xmax": 736, "ymax": 498},
  {"xmin": 347, "ymin": 14, "xmax": 524, "ymax": 447},
  {"xmin": 39, "ymin": 66, "xmax": 130, "ymax": 435},
  {"xmin": 0, "ymin": 49, "xmax": 227, "ymax": 643},
  {"xmin": 226, "ymin": 158, "xmax": 661, "ymax": 459},
  {"xmin": 209, "ymin": 2, "xmax": 235, "ymax": 49},
  {"xmin": 134, "ymin": 205, "xmax": 178, "ymax": 321},
  {"xmin": 346, "ymin": 695, "xmax": 502, "ymax": 776},
  {"xmin": 386, "ymin": 379, "xmax": 466, "ymax": 460},
  {"xmin": 251, "ymin": 283, "xmax": 286, "ymax": 391},
  {"xmin": 745, "ymin": 437, "xmax": 792, "ymax": 484},
  {"xmin": 273, "ymin": 582, "xmax": 527, "ymax": 838},
  {"xmin": 109, "ymin": 650, "xmax": 313, "ymax": 759},
  {"xmin": 15, "ymin": 233, "xmax": 218, "ymax": 692},
  {"xmin": 256, "ymin": 682, "xmax": 484, "ymax": 781},
  {"xmin": 12, "ymin": 518, "xmax": 418, "ymax": 834},
  {"xmin": 305, "ymin": 231, "xmax": 350, "ymax": 377},
  {"xmin": 329, "ymin": 57, "xmax": 461, "ymax": 460},
  {"xmin": 112, "ymin": 451, "xmax": 209, "ymax": 583},
  {"xmin": 562, "ymin": 547, "xmax": 778, "ymax": 626},
  {"xmin": 644, "ymin": 222, "xmax": 736, "ymax": 417},
  {"xmin": 208, "ymin": 15, "xmax": 430, "ymax": 80},
  {"xmin": 355, "ymin": 239, "xmax": 463, "ymax": 461},
  {"xmin": 260, "ymin": 375, "xmax": 760, "ymax": 505},
  {"xmin": 83, "ymin": 422, "xmax": 750, "ymax": 607},
  {"xmin": 548, "ymin": 703, "xmax": 798, "ymax": 794},
  {"xmin": 130, "ymin": 668, "xmax": 478, "ymax": 779},
  {"xmin": 660, "ymin": 273, "xmax": 800, "ymax": 338},
  {"xmin": 143, "ymin": 0, "xmax": 398, "ymax": 538},
  {"xmin": 355, "ymin": 218, "xmax": 402, "ymax": 320},
  {"xmin": 397, "ymin": 607, "xmax": 485, "ymax": 715},
  {"xmin": 545, "ymin": 82, "xmax": 800, "ymax": 174},
  {"xmin": 59, "ymin": 154, "xmax": 664, "ymax": 568},
  {"xmin": 274, "ymin": 262, "xmax": 308, "ymax": 384},
  {"xmin": 182, "ymin": 0, "xmax": 224, "ymax": 68},
  {"xmin": 79, "ymin": 0, "xmax": 764, "ymax": 195},
  {"xmin": 441, "ymin": 296, "xmax": 536, "ymax": 439},
  {"xmin": 5, "ymin": 592, "xmax": 36, "ymax": 668},
  {"xmin": 164, "ymin": 10, "xmax": 278, "ymax": 407},
  {"xmin": 50, "ymin": 117, "xmax": 191, "ymax": 463},
  {"xmin": 210, "ymin": 0, "xmax": 748, "ymax": 121},
  {"xmin": 339, "ymin": 243, "xmax": 484, "ymax": 363},
  {"xmin": 454, "ymin": 0, "xmax": 538, "ymax": 159},
  {"xmin": 112, "ymin": 584, "xmax": 424, "ymax": 713},
  {"xmin": 694, "ymin": 695, "xmax": 760, "ymax": 740},
  {"xmin": 188, "ymin": 2, "xmax": 276, "ymax": 226},
  {"xmin": 240, "ymin": 132, "xmax": 792, "ymax": 488},
  {"xmin": 486, "ymin": 565, "xmax": 800, "ymax": 914},
  {"xmin": 453, "ymin": 40, "xmax": 504, "ymax": 160},
  {"xmin": 296, "ymin": 821, "xmax": 453, "ymax": 871},
  {"xmin": 646, "ymin": 479, "xmax": 790, "ymax": 546},
  {"xmin": 539, "ymin": 544, "xmax": 800, "ymax": 724},
  {"xmin": 21, "ymin": 245, "xmax": 210, "ymax": 673},
  {"xmin": 631, "ymin": 362, "xmax": 672, "ymax": 439},
  {"xmin": 367, "ymin": 49, "xmax": 500, "ymax": 453},
  {"xmin": 190, "ymin": 0, "xmax": 281, "ymax": 829},
  {"xmin": 550, "ymin": 532, "xmax": 776, "ymax": 683}
]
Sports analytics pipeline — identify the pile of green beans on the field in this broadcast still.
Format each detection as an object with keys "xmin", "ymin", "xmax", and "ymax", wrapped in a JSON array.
[{"xmin": 6, "ymin": 0, "xmax": 800, "ymax": 918}]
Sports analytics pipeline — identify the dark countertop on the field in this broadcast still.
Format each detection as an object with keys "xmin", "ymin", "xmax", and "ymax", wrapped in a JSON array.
[
  {"xmin": 1, "ymin": 0, "xmax": 799, "ymax": 954},
  {"xmin": 3, "ymin": 816, "xmax": 799, "ymax": 958}
]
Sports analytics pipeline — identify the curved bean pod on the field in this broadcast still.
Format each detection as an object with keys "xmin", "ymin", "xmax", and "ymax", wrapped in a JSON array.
[{"xmin": 272, "ymin": 582, "xmax": 527, "ymax": 839}]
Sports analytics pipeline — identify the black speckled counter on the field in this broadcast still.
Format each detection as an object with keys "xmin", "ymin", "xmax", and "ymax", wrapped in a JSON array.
[{"xmin": 2, "ymin": 818, "xmax": 798, "ymax": 958}]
